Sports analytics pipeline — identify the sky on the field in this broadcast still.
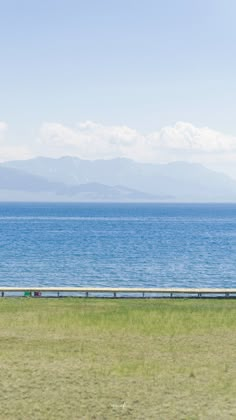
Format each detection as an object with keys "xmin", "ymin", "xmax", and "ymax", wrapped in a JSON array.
[{"xmin": 1, "ymin": 0, "xmax": 236, "ymax": 177}]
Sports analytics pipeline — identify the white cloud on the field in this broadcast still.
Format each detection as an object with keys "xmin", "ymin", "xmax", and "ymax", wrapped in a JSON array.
[
  {"xmin": 147, "ymin": 123, "xmax": 236, "ymax": 178},
  {"xmin": 39, "ymin": 121, "xmax": 150, "ymax": 160},
  {"xmin": 37, "ymin": 120, "xmax": 236, "ymax": 178},
  {"xmin": 152, "ymin": 122, "xmax": 236, "ymax": 153}
]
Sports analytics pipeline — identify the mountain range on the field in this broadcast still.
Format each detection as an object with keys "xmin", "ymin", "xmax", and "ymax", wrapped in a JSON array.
[{"xmin": 1, "ymin": 156, "xmax": 236, "ymax": 201}]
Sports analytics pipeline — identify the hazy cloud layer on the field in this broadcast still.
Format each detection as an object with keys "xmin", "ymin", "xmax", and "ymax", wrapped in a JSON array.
[
  {"xmin": 40, "ymin": 120, "xmax": 236, "ymax": 156},
  {"xmin": 0, "ymin": 121, "xmax": 32, "ymax": 161},
  {"xmin": 39, "ymin": 121, "xmax": 236, "ymax": 175},
  {"xmin": 0, "ymin": 122, "xmax": 8, "ymax": 142},
  {"xmin": 39, "ymin": 121, "xmax": 148, "ymax": 160},
  {"xmin": 2, "ymin": 120, "xmax": 236, "ymax": 178},
  {"xmin": 155, "ymin": 122, "xmax": 236, "ymax": 153}
]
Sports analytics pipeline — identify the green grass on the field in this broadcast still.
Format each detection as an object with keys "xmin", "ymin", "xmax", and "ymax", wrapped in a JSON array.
[{"xmin": 0, "ymin": 298, "xmax": 236, "ymax": 419}]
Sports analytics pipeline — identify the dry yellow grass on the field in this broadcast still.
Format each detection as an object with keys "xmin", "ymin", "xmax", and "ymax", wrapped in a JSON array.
[{"xmin": 0, "ymin": 298, "xmax": 236, "ymax": 419}]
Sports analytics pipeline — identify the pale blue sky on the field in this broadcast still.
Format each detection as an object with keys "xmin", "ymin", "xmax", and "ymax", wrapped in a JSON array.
[{"xmin": 0, "ymin": 0, "xmax": 236, "ymax": 176}]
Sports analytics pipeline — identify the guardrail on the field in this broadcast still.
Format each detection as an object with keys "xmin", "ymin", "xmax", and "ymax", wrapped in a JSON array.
[{"xmin": 0, "ymin": 287, "xmax": 236, "ymax": 298}]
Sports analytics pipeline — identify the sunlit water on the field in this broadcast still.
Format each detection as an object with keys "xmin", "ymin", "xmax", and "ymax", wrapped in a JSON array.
[{"xmin": 0, "ymin": 203, "xmax": 236, "ymax": 288}]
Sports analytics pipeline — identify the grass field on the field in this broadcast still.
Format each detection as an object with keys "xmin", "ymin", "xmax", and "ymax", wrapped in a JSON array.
[{"xmin": 0, "ymin": 298, "xmax": 236, "ymax": 419}]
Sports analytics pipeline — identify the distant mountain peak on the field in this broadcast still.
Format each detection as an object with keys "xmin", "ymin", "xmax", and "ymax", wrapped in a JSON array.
[{"xmin": 1, "ymin": 156, "xmax": 236, "ymax": 202}]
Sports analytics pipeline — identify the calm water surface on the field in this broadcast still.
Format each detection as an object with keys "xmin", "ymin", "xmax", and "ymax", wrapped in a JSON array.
[{"xmin": 0, "ymin": 203, "xmax": 235, "ymax": 288}]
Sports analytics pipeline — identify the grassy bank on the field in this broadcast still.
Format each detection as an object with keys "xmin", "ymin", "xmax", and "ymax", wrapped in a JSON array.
[{"xmin": 0, "ymin": 298, "xmax": 236, "ymax": 419}]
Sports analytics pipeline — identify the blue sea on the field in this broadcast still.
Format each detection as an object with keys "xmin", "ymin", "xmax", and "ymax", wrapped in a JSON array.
[{"xmin": 0, "ymin": 203, "xmax": 236, "ymax": 288}]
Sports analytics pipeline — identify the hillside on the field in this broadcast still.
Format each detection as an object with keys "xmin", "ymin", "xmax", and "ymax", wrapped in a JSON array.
[{"xmin": 2, "ymin": 157, "xmax": 236, "ymax": 201}]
